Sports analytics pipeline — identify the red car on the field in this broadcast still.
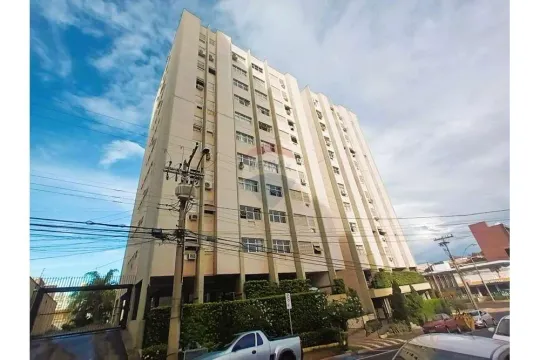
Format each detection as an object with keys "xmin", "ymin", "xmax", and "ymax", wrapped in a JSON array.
[{"xmin": 422, "ymin": 313, "xmax": 462, "ymax": 334}]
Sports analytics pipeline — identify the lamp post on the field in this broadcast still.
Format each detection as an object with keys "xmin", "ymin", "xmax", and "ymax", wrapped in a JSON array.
[{"xmin": 463, "ymin": 244, "xmax": 494, "ymax": 301}]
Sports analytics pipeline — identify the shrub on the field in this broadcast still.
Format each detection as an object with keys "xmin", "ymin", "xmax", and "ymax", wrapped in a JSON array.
[
  {"xmin": 422, "ymin": 299, "xmax": 452, "ymax": 320},
  {"xmin": 372, "ymin": 271, "xmax": 426, "ymax": 289},
  {"xmin": 299, "ymin": 328, "xmax": 341, "ymax": 348},
  {"xmin": 388, "ymin": 321, "xmax": 410, "ymax": 334},
  {"xmin": 332, "ymin": 279, "xmax": 346, "ymax": 294},
  {"xmin": 365, "ymin": 319, "xmax": 382, "ymax": 335},
  {"xmin": 144, "ymin": 291, "xmax": 330, "ymax": 349},
  {"xmin": 279, "ymin": 279, "xmax": 311, "ymax": 294},
  {"xmin": 142, "ymin": 344, "xmax": 166, "ymax": 360},
  {"xmin": 390, "ymin": 281, "xmax": 410, "ymax": 325}
]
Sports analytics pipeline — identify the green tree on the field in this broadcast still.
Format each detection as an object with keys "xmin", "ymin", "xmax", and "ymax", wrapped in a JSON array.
[
  {"xmin": 326, "ymin": 289, "xmax": 364, "ymax": 331},
  {"xmin": 65, "ymin": 269, "xmax": 118, "ymax": 328},
  {"xmin": 390, "ymin": 281, "xmax": 410, "ymax": 325},
  {"xmin": 405, "ymin": 288, "xmax": 425, "ymax": 325}
]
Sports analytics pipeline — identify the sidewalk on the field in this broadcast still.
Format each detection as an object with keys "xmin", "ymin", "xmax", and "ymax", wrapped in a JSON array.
[{"xmin": 347, "ymin": 328, "xmax": 422, "ymax": 352}]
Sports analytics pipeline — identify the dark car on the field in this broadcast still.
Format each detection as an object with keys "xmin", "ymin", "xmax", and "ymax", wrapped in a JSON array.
[{"xmin": 422, "ymin": 313, "xmax": 462, "ymax": 334}]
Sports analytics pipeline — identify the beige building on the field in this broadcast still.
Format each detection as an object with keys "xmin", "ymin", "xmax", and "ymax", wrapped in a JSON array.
[
  {"xmin": 30, "ymin": 278, "xmax": 57, "ymax": 336},
  {"xmin": 121, "ymin": 10, "xmax": 419, "ymax": 347}
]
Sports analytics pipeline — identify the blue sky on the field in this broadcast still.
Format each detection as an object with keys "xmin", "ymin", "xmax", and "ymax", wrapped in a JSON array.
[{"xmin": 30, "ymin": 0, "xmax": 509, "ymax": 278}]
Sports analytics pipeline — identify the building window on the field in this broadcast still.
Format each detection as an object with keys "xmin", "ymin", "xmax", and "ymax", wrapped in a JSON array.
[
  {"xmin": 338, "ymin": 183, "xmax": 346, "ymax": 195},
  {"xmin": 254, "ymin": 76, "xmax": 265, "ymax": 87},
  {"xmin": 197, "ymin": 61, "xmax": 205, "ymax": 71},
  {"xmin": 282, "ymin": 91, "xmax": 289, "ymax": 102},
  {"xmin": 237, "ymin": 153, "xmax": 257, "ymax": 167},
  {"xmin": 193, "ymin": 123, "xmax": 202, "ymax": 132},
  {"xmin": 255, "ymin": 90, "xmax": 267, "ymax": 100},
  {"xmin": 357, "ymin": 244, "xmax": 365, "ymax": 254},
  {"xmin": 298, "ymin": 171, "xmax": 306, "ymax": 185},
  {"xmin": 333, "ymin": 166, "xmax": 340, "ymax": 174},
  {"xmin": 199, "ymin": 34, "xmax": 206, "ymax": 43},
  {"xmin": 252, "ymin": 63, "xmax": 263, "ymax": 73},
  {"xmin": 266, "ymin": 184, "xmax": 283, "ymax": 197},
  {"xmin": 328, "ymin": 150, "xmax": 334, "ymax": 159},
  {"xmin": 240, "ymin": 205, "xmax": 262, "ymax": 220},
  {"xmin": 209, "ymin": 38, "xmax": 215, "ymax": 46},
  {"xmin": 233, "ymin": 64, "xmax": 247, "ymax": 76},
  {"xmin": 257, "ymin": 105, "xmax": 270, "ymax": 116},
  {"xmin": 242, "ymin": 237, "xmax": 264, "ymax": 253},
  {"xmin": 269, "ymin": 210, "xmax": 287, "ymax": 223},
  {"xmin": 349, "ymin": 222, "xmax": 357, "ymax": 232},
  {"xmin": 343, "ymin": 202, "xmax": 352, "ymax": 212},
  {"xmin": 235, "ymin": 111, "xmax": 252, "ymax": 124},
  {"xmin": 273, "ymin": 239, "xmax": 291, "ymax": 253},
  {"xmin": 259, "ymin": 121, "xmax": 272, "ymax": 132},
  {"xmin": 263, "ymin": 161, "xmax": 279, "ymax": 173},
  {"xmin": 290, "ymin": 135, "xmax": 298, "ymax": 145},
  {"xmin": 238, "ymin": 177, "xmax": 259, "ymax": 192},
  {"xmin": 324, "ymin": 136, "xmax": 331, "ymax": 146},
  {"xmin": 316, "ymin": 110, "xmax": 323, "ymax": 119},
  {"xmin": 298, "ymin": 241, "xmax": 313, "ymax": 255},
  {"xmin": 207, "ymin": 100, "xmax": 215, "ymax": 111},
  {"xmin": 294, "ymin": 153, "xmax": 303, "ymax": 165},
  {"xmin": 207, "ymin": 82, "xmax": 215, "ymax": 92},
  {"xmin": 290, "ymin": 190, "xmax": 303, "ymax": 201},
  {"xmin": 236, "ymin": 131, "xmax": 254, "ymax": 144},
  {"xmin": 302, "ymin": 192, "xmax": 311, "ymax": 203},
  {"xmin": 261, "ymin": 140, "xmax": 275, "ymax": 153},
  {"xmin": 198, "ymin": 47, "xmax": 206, "ymax": 57},
  {"xmin": 233, "ymin": 78, "xmax": 249, "ymax": 91},
  {"xmin": 320, "ymin": 122, "xmax": 326, "ymax": 131},
  {"xmin": 234, "ymin": 94, "xmax": 251, "ymax": 107}
]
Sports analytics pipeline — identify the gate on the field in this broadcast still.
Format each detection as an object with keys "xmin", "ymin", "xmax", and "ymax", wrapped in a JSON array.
[{"xmin": 30, "ymin": 275, "xmax": 135, "ymax": 338}]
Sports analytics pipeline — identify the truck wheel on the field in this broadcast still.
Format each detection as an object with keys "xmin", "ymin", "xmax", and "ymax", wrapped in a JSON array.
[{"xmin": 280, "ymin": 351, "xmax": 296, "ymax": 360}]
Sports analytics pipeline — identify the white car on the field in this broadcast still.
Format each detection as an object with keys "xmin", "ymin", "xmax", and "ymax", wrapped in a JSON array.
[
  {"xmin": 466, "ymin": 309, "xmax": 497, "ymax": 328},
  {"xmin": 392, "ymin": 333, "xmax": 509, "ymax": 360},
  {"xmin": 489, "ymin": 315, "xmax": 510, "ymax": 342}
]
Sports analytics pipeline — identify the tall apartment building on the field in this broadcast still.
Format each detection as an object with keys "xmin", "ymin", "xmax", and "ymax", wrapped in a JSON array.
[
  {"xmin": 469, "ymin": 222, "xmax": 510, "ymax": 261},
  {"xmin": 121, "ymin": 10, "xmax": 418, "ymax": 345}
]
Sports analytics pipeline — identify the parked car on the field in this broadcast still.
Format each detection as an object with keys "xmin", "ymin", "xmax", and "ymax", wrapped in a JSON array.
[
  {"xmin": 392, "ymin": 333, "xmax": 509, "ymax": 360},
  {"xmin": 194, "ymin": 330, "xmax": 302, "ymax": 360},
  {"xmin": 465, "ymin": 309, "xmax": 497, "ymax": 328},
  {"xmin": 489, "ymin": 315, "xmax": 509, "ymax": 342},
  {"xmin": 422, "ymin": 313, "xmax": 462, "ymax": 334}
]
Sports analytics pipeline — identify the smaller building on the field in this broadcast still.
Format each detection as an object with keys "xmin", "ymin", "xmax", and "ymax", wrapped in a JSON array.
[
  {"xmin": 469, "ymin": 222, "xmax": 510, "ymax": 261},
  {"xmin": 422, "ymin": 260, "xmax": 509, "ymax": 298}
]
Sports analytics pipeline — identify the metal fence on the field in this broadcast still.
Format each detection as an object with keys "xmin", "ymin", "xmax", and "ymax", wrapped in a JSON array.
[{"xmin": 30, "ymin": 275, "xmax": 135, "ymax": 338}]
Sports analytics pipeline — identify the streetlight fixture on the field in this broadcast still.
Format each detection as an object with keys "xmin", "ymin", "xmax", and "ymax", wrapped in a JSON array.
[{"xmin": 463, "ymin": 244, "xmax": 494, "ymax": 301}]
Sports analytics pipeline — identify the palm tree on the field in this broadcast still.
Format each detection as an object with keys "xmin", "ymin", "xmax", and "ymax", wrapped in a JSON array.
[{"xmin": 64, "ymin": 269, "xmax": 119, "ymax": 329}]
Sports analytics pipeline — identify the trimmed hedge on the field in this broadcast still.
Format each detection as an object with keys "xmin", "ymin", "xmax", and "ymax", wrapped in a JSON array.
[
  {"xmin": 244, "ymin": 279, "xmax": 311, "ymax": 299},
  {"xmin": 365, "ymin": 319, "xmax": 382, "ymax": 335},
  {"xmin": 144, "ymin": 291, "xmax": 329, "ymax": 349},
  {"xmin": 372, "ymin": 271, "xmax": 426, "ymax": 289},
  {"xmin": 299, "ymin": 328, "xmax": 342, "ymax": 348}
]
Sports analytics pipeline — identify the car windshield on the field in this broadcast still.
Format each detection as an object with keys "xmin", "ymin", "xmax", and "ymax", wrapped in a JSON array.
[
  {"xmin": 395, "ymin": 343, "xmax": 490, "ymax": 360},
  {"xmin": 467, "ymin": 310, "xmax": 480, "ymax": 316},
  {"xmin": 432, "ymin": 314, "xmax": 444, "ymax": 321},
  {"xmin": 214, "ymin": 336, "xmax": 238, "ymax": 351},
  {"xmin": 496, "ymin": 318, "xmax": 510, "ymax": 336}
]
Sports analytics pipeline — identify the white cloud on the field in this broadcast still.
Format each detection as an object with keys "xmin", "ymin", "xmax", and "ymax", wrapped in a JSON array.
[
  {"xmin": 32, "ymin": 0, "xmax": 509, "ymax": 262},
  {"xmin": 31, "ymin": 28, "xmax": 72, "ymax": 78},
  {"xmin": 100, "ymin": 140, "xmax": 145, "ymax": 167}
]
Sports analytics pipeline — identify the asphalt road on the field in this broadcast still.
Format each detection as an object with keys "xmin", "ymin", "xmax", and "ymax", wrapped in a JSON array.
[{"xmin": 350, "ymin": 311, "xmax": 510, "ymax": 360}]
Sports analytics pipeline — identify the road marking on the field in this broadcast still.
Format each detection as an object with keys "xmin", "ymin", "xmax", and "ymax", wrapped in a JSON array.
[{"xmin": 359, "ymin": 349, "xmax": 399, "ymax": 359}]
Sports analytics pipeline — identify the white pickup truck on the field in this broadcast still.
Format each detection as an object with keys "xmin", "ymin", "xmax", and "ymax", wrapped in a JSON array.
[{"xmin": 195, "ymin": 330, "xmax": 302, "ymax": 360}]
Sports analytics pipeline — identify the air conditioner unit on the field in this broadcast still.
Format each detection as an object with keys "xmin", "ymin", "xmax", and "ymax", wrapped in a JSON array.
[
  {"xmin": 189, "ymin": 214, "xmax": 198, "ymax": 221},
  {"xmin": 285, "ymin": 105, "xmax": 291, "ymax": 111},
  {"xmin": 374, "ymin": 216, "xmax": 380, "ymax": 221},
  {"xmin": 295, "ymin": 158, "xmax": 302, "ymax": 165},
  {"xmin": 232, "ymin": 53, "xmax": 238, "ymax": 61},
  {"xmin": 283, "ymin": 96, "xmax": 288, "ymax": 101},
  {"xmin": 310, "ymin": 227, "xmax": 316, "ymax": 233},
  {"xmin": 198, "ymin": 49, "xmax": 205, "ymax": 57},
  {"xmin": 209, "ymin": 54, "xmax": 214, "ymax": 62},
  {"xmin": 289, "ymin": 126, "xmax": 295, "ymax": 131},
  {"xmin": 187, "ymin": 253, "xmax": 197, "ymax": 260},
  {"xmin": 286, "ymin": 110, "xmax": 291, "ymax": 115},
  {"xmin": 205, "ymin": 181, "xmax": 213, "ymax": 190},
  {"xmin": 343, "ymin": 127, "xmax": 347, "ymax": 132},
  {"xmin": 281, "ymin": 84, "xmax": 285, "ymax": 89},
  {"xmin": 340, "ymin": 190, "xmax": 347, "ymax": 196},
  {"xmin": 305, "ymin": 203, "xmax": 310, "ymax": 207},
  {"xmin": 196, "ymin": 84, "xmax": 204, "ymax": 91},
  {"xmin": 330, "ymin": 106, "xmax": 334, "ymax": 110},
  {"xmin": 238, "ymin": 162, "xmax": 244, "ymax": 170},
  {"xmin": 300, "ymin": 179, "xmax": 307, "ymax": 185},
  {"xmin": 368, "ymin": 198, "xmax": 373, "ymax": 204}
]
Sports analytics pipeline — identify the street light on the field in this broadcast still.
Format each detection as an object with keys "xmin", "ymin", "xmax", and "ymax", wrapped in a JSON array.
[{"xmin": 463, "ymin": 244, "xmax": 494, "ymax": 301}]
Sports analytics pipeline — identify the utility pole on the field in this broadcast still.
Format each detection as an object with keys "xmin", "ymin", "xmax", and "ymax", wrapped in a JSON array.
[
  {"xmin": 157, "ymin": 143, "xmax": 208, "ymax": 360},
  {"xmin": 433, "ymin": 235, "xmax": 478, "ymax": 310},
  {"xmin": 463, "ymin": 244, "xmax": 494, "ymax": 301}
]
